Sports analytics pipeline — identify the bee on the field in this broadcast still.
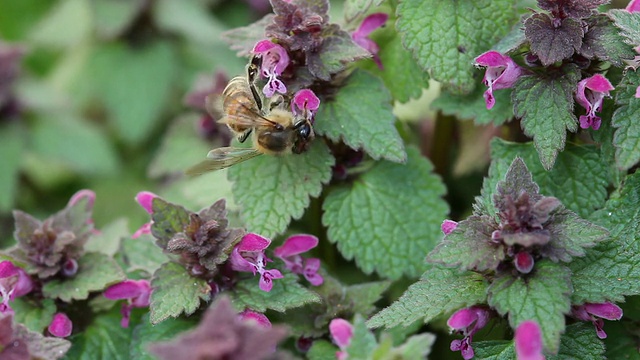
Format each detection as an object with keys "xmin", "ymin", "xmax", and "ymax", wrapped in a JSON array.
[{"xmin": 185, "ymin": 58, "xmax": 314, "ymax": 176}]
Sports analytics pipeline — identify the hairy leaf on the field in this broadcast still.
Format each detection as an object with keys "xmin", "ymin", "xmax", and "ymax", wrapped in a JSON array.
[
  {"xmin": 11, "ymin": 298, "xmax": 56, "ymax": 333},
  {"xmin": 541, "ymin": 209, "xmax": 609, "ymax": 263},
  {"xmin": 149, "ymin": 262, "xmax": 211, "ymax": 324},
  {"xmin": 473, "ymin": 341, "xmax": 515, "ymax": 359},
  {"xmin": 13, "ymin": 322, "xmax": 71, "ymax": 360},
  {"xmin": 612, "ymin": 69, "xmax": 640, "ymax": 171},
  {"xmin": 323, "ymin": 147, "xmax": 447, "ymax": 279},
  {"xmin": 221, "ymin": 15, "xmax": 272, "ymax": 56},
  {"xmin": 525, "ymin": 14, "xmax": 583, "ymax": 66},
  {"xmin": 397, "ymin": 0, "xmax": 516, "ymax": 93},
  {"xmin": 346, "ymin": 316, "xmax": 377, "ymax": 359},
  {"xmin": 64, "ymin": 307, "xmax": 134, "ymax": 360},
  {"xmin": 315, "ymin": 69, "xmax": 405, "ymax": 162},
  {"xmin": 367, "ymin": 266, "xmax": 488, "ymax": 328},
  {"xmin": 580, "ymin": 15, "xmax": 636, "ymax": 67},
  {"xmin": 308, "ymin": 24, "xmax": 371, "ymax": 81},
  {"xmin": 488, "ymin": 260, "xmax": 572, "ymax": 353},
  {"xmin": 232, "ymin": 274, "xmax": 321, "ymax": 313},
  {"xmin": 150, "ymin": 198, "xmax": 192, "ymax": 249},
  {"xmin": 550, "ymin": 323, "xmax": 605, "ymax": 360},
  {"xmin": 512, "ymin": 65, "xmax": 580, "ymax": 170},
  {"xmin": 228, "ymin": 140, "xmax": 334, "ymax": 238},
  {"xmin": 609, "ymin": 9, "xmax": 640, "ymax": 47},
  {"xmin": 119, "ymin": 235, "xmax": 169, "ymax": 276},
  {"xmin": 537, "ymin": 0, "xmax": 608, "ymax": 19}
]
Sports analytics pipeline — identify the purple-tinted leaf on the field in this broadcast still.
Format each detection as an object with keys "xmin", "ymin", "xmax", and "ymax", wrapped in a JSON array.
[
  {"xmin": 537, "ymin": 0, "xmax": 609, "ymax": 19},
  {"xmin": 580, "ymin": 15, "xmax": 636, "ymax": 67},
  {"xmin": 541, "ymin": 209, "xmax": 609, "ymax": 262},
  {"xmin": 150, "ymin": 198, "xmax": 192, "ymax": 249},
  {"xmin": 307, "ymin": 24, "xmax": 370, "ymax": 80},
  {"xmin": 221, "ymin": 15, "xmax": 272, "ymax": 56},
  {"xmin": 525, "ymin": 13, "xmax": 584, "ymax": 66},
  {"xmin": 494, "ymin": 157, "xmax": 541, "ymax": 208},
  {"xmin": 13, "ymin": 323, "xmax": 70, "ymax": 360}
]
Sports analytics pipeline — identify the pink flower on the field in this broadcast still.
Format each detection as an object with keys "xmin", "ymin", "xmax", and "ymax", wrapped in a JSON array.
[
  {"xmin": 514, "ymin": 251, "xmax": 535, "ymax": 274},
  {"xmin": 571, "ymin": 302, "xmax": 623, "ymax": 339},
  {"xmin": 0, "ymin": 261, "xmax": 33, "ymax": 314},
  {"xmin": 274, "ymin": 234, "xmax": 323, "ymax": 286},
  {"xmin": 239, "ymin": 310, "xmax": 271, "ymax": 328},
  {"xmin": 329, "ymin": 318, "xmax": 353, "ymax": 360},
  {"xmin": 132, "ymin": 191, "xmax": 158, "ymax": 238},
  {"xmin": 447, "ymin": 306, "xmax": 492, "ymax": 360},
  {"xmin": 352, "ymin": 13, "xmax": 388, "ymax": 69},
  {"xmin": 474, "ymin": 51, "xmax": 523, "ymax": 110},
  {"xmin": 441, "ymin": 220, "xmax": 458, "ymax": 235},
  {"xmin": 230, "ymin": 233, "xmax": 283, "ymax": 292},
  {"xmin": 514, "ymin": 320, "xmax": 545, "ymax": 360},
  {"xmin": 575, "ymin": 74, "xmax": 614, "ymax": 130},
  {"xmin": 48, "ymin": 312, "xmax": 73, "ymax": 338},
  {"xmin": 291, "ymin": 89, "xmax": 320, "ymax": 122},
  {"xmin": 626, "ymin": 0, "xmax": 640, "ymax": 12},
  {"xmin": 253, "ymin": 40, "xmax": 289, "ymax": 97},
  {"xmin": 104, "ymin": 279, "xmax": 152, "ymax": 328}
]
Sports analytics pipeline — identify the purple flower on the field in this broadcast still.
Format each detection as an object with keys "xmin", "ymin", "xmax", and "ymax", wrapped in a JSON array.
[
  {"xmin": 447, "ymin": 306, "xmax": 492, "ymax": 360},
  {"xmin": 0, "ymin": 261, "xmax": 33, "ymax": 314},
  {"xmin": 514, "ymin": 251, "xmax": 535, "ymax": 274},
  {"xmin": 104, "ymin": 279, "xmax": 152, "ymax": 328},
  {"xmin": 274, "ymin": 234, "xmax": 323, "ymax": 286},
  {"xmin": 238, "ymin": 310, "xmax": 271, "ymax": 328},
  {"xmin": 253, "ymin": 40, "xmax": 289, "ymax": 97},
  {"xmin": 441, "ymin": 219, "xmax": 458, "ymax": 235},
  {"xmin": 571, "ymin": 302, "xmax": 623, "ymax": 339},
  {"xmin": 48, "ymin": 312, "xmax": 73, "ymax": 338},
  {"xmin": 230, "ymin": 233, "xmax": 283, "ymax": 292},
  {"xmin": 575, "ymin": 74, "xmax": 614, "ymax": 130},
  {"xmin": 291, "ymin": 89, "xmax": 320, "ymax": 122},
  {"xmin": 352, "ymin": 13, "xmax": 388, "ymax": 69},
  {"xmin": 627, "ymin": 0, "xmax": 640, "ymax": 12},
  {"xmin": 329, "ymin": 318, "xmax": 353, "ymax": 360},
  {"xmin": 132, "ymin": 191, "xmax": 158, "ymax": 239},
  {"xmin": 474, "ymin": 51, "xmax": 523, "ymax": 110},
  {"xmin": 514, "ymin": 320, "xmax": 544, "ymax": 360}
]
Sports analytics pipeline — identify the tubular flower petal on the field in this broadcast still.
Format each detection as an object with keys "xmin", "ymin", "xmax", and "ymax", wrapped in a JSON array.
[
  {"xmin": 292, "ymin": 89, "xmax": 320, "ymax": 121},
  {"xmin": 575, "ymin": 74, "xmax": 614, "ymax": 131},
  {"xmin": 0, "ymin": 261, "xmax": 33, "ymax": 314},
  {"xmin": 447, "ymin": 306, "xmax": 492, "ymax": 359},
  {"xmin": 274, "ymin": 234, "xmax": 323, "ymax": 286},
  {"xmin": 329, "ymin": 318, "xmax": 353, "ymax": 360},
  {"xmin": 441, "ymin": 219, "xmax": 458, "ymax": 235},
  {"xmin": 48, "ymin": 313, "xmax": 73, "ymax": 338},
  {"xmin": 571, "ymin": 302, "xmax": 623, "ymax": 339},
  {"xmin": 104, "ymin": 279, "xmax": 152, "ymax": 328},
  {"xmin": 352, "ymin": 13, "xmax": 388, "ymax": 69},
  {"xmin": 239, "ymin": 310, "xmax": 272, "ymax": 328},
  {"xmin": 133, "ymin": 191, "xmax": 159, "ymax": 238},
  {"xmin": 626, "ymin": 0, "xmax": 640, "ymax": 12},
  {"xmin": 474, "ymin": 51, "xmax": 523, "ymax": 110},
  {"xmin": 230, "ymin": 233, "xmax": 283, "ymax": 292},
  {"xmin": 252, "ymin": 40, "xmax": 290, "ymax": 97},
  {"xmin": 514, "ymin": 320, "xmax": 545, "ymax": 360}
]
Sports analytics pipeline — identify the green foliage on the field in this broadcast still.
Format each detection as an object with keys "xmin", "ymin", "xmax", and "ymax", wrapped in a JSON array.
[
  {"xmin": 149, "ymin": 261, "xmax": 211, "ymax": 324},
  {"xmin": 231, "ymin": 274, "xmax": 321, "ymax": 313},
  {"xmin": 431, "ymin": 84, "xmax": 514, "ymax": 126},
  {"xmin": 310, "ymin": 25, "xmax": 371, "ymax": 81},
  {"xmin": 0, "ymin": 122, "xmax": 25, "ymax": 211},
  {"xmin": 612, "ymin": 69, "xmax": 640, "ymax": 171},
  {"xmin": 11, "ymin": 298, "xmax": 56, "ymax": 333},
  {"xmin": 487, "ymin": 261, "xmax": 572, "ymax": 353},
  {"xmin": 150, "ymin": 198, "xmax": 192, "ymax": 248},
  {"xmin": 367, "ymin": 266, "xmax": 488, "ymax": 328},
  {"xmin": 119, "ymin": 236, "xmax": 169, "ymax": 277},
  {"xmin": 130, "ymin": 314, "xmax": 196, "ymax": 360},
  {"xmin": 84, "ymin": 218, "xmax": 129, "ymax": 256},
  {"xmin": 473, "ymin": 341, "xmax": 515, "ymax": 359},
  {"xmin": 581, "ymin": 15, "xmax": 637, "ymax": 67},
  {"xmin": 346, "ymin": 316, "xmax": 378, "ymax": 359},
  {"xmin": 315, "ymin": 69, "xmax": 406, "ymax": 162},
  {"xmin": 512, "ymin": 65, "xmax": 580, "ymax": 170},
  {"xmin": 308, "ymin": 340, "xmax": 337, "ymax": 360},
  {"xmin": 551, "ymin": 323, "xmax": 606, "ymax": 360},
  {"xmin": 525, "ymin": 15, "xmax": 583, "ymax": 66},
  {"xmin": 609, "ymin": 9, "xmax": 640, "ymax": 46},
  {"xmin": 323, "ymin": 147, "xmax": 448, "ymax": 279},
  {"xmin": 396, "ymin": 0, "xmax": 516, "ymax": 94},
  {"xmin": 42, "ymin": 252, "xmax": 125, "ymax": 302},
  {"xmin": 229, "ymin": 140, "xmax": 334, "ymax": 238}
]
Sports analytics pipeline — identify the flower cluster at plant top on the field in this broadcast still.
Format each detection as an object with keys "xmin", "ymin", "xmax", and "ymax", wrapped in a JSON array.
[
  {"xmin": 428, "ymin": 158, "xmax": 618, "ymax": 356},
  {"xmin": 473, "ymin": 0, "xmax": 640, "ymax": 130}
]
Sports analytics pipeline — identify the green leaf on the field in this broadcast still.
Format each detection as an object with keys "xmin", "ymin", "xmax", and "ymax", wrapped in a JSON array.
[
  {"xmin": 581, "ymin": 15, "xmax": 636, "ymax": 67},
  {"xmin": 309, "ymin": 24, "xmax": 371, "ymax": 81},
  {"xmin": 431, "ymin": 84, "xmax": 513, "ymax": 126},
  {"xmin": 609, "ymin": 9, "xmax": 640, "ymax": 47},
  {"xmin": 549, "ymin": 323, "xmax": 605, "ymax": 360},
  {"xmin": 344, "ymin": 0, "xmax": 385, "ymax": 24},
  {"xmin": 488, "ymin": 139, "xmax": 609, "ymax": 219},
  {"xmin": 13, "ymin": 323, "xmax": 71, "ymax": 360},
  {"xmin": 130, "ymin": 314, "xmax": 196, "ymax": 360},
  {"xmin": 346, "ymin": 316, "xmax": 377, "ymax": 360},
  {"xmin": 148, "ymin": 114, "xmax": 215, "ymax": 178},
  {"xmin": 512, "ymin": 65, "xmax": 580, "ymax": 170},
  {"xmin": 473, "ymin": 341, "xmax": 514, "ymax": 360},
  {"xmin": 492, "ymin": 22, "xmax": 526, "ymax": 54},
  {"xmin": 42, "ymin": 252, "xmax": 125, "ymax": 302},
  {"xmin": 603, "ymin": 321, "xmax": 640, "ymax": 359},
  {"xmin": 315, "ymin": 70, "xmax": 405, "ymax": 162},
  {"xmin": 525, "ymin": 15, "xmax": 583, "ymax": 66},
  {"xmin": 11, "ymin": 298, "xmax": 56, "ymax": 333},
  {"xmin": 150, "ymin": 197, "xmax": 192, "ymax": 249},
  {"xmin": 228, "ymin": 140, "xmax": 334, "ymax": 238},
  {"xmin": 388, "ymin": 333, "xmax": 436, "ymax": 359},
  {"xmin": 153, "ymin": 0, "xmax": 226, "ymax": 44},
  {"xmin": 64, "ymin": 307, "xmax": 134, "ymax": 360},
  {"xmin": 221, "ymin": 15, "xmax": 273, "ymax": 56},
  {"xmin": 119, "ymin": 235, "xmax": 169, "ymax": 276},
  {"xmin": 362, "ymin": 29, "xmax": 429, "ymax": 103},
  {"xmin": 487, "ymin": 260, "xmax": 572, "ymax": 353},
  {"xmin": 231, "ymin": 274, "xmax": 321, "ymax": 313},
  {"xmin": 323, "ymin": 147, "xmax": 448, "ymax": 279},
  {"xmin": 346, "ymin": 280, "xmax": 391, "ymax": 316},
  {"xmin": 0, "ymin": 121, "xmax": 25, "ymax": 211},
  {"xmin": 542, "ymin": 209, "xmax": 609, "ymax": 262},
  {"xmin": 30, "ymin": 113, "xmax": 119, "ymax": 175},
  {"xmin": 367, "ymin": 266, "xmax": 488, "ymax": 328},
  {"xmin": 90, "ymin": 0, "xmax": 145, "ymax": 39},
  {"xmin": 161, "ymin": 170, "xmax": 236, "ymax": 213},
  {"xmin": 570, "ymin": 172, "xmax": 640, "ymax": 304},
  {"xmin": 149, "ymin": 261, "xmax": 211, "ymax": 324},
  {"xmin": 28, "ymin": 0, "xmax": 91, "ymax": 48},
  {"xmin": 308, "ymin": 340, "xmax": 338, "ymax": 360},
  {"xmin": 397, "ymin": 0, "xmax": 516, "ymax": 93},
  {"xmin": 85, "ymin": 218, "xmax": 129, "ymax": 256},
  {"xmin": 612, "ymin": 69, "xmax": 640, "ymax": 171},
  {"xmin": 80, "ymin": 41, "xmax": 176, "ymax": 143}
]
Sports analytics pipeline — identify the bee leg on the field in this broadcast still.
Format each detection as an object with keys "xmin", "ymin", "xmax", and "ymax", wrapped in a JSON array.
[
  {"xmin": 237, "ymin": 129, "xmax": 252, "ymax": 143},
  {"xmin": 247, "ymin": 55, "xmax": 264, "ymax": 112}
]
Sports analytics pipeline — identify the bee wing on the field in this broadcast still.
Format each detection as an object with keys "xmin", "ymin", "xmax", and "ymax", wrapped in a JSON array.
[
  {"xmin": 204, "ymin": 94, "xmax": 222, "ymax": 119},
  {"xmin": 185, "ymin": 147, "xmax": 262, "ymax": 176},
  {"xmin": 217, "ymin": 96, "xmax": 280, "ymax": 128}
]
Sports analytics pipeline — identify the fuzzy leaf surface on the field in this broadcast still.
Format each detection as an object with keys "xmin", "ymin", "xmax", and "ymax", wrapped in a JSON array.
[
  {"xmin": 150, "ymin": 198, "xmax": 192, "ymax": 249},
  {"xmin": 580, "ymin": 15, "xmax": 636, "ymax": 67},
  {"xmin": 323, "ymin": 147, "xmax": 447, "ymax": 279},
  {"xmin": 64, "ymin": 307, "xmax": 134, "ymax": 360},
  {"xmin": 473, "ymin": 341, "xmax": 514, "ymax": 359},
  {"xmin": 130, "ymin": 314, "xmax": 196, "ymax": 360},
  {"xmin": 431, "ymin": 84, "xmax": 513, "ymax": 126},
  {"xmin": 612, "ymin": 69, "xmax": 640, "ymax": 171},
  {"xmin": 609, "ymin": 9, "xmax": 640, "ymax": 46},
  {"xmin": 84, "ymin": 218, "xmax": 129, "ymax": 256},
  {"xmin": 346, "ymin": 316, "xmax": 377, "ymax": 359},
  {"xmin": 344, "ymin": 0, "xmax": 385, "ymax": 24},
  {"xmin": 512, "ymin": 65, "xmax": 580, "ymax": 170},
  {"xmin": 315, "ymin": 69, "xmax": 405, "ymax": 162},
  {"xmin": 221, "ymin": 15, "xmax": 272, "ymax": 56},
  {"xmin": 228, "ymin": 140, "xmax": 334, "ymax": 238},
  {"xmin": 149, "ymin": 261, "xmax": 211, "ymax": 324},
  {"xmin": 367, "ymin": 266, "xmax": 488, "ymax": 328},
  {"xmin": 542, "ymin": 209, "xmax": 609, "ymax": 263},
  {"xmin": 549, "ymin": 323, "xmax": 605, "ymax": 360},
  {"xmin": 487, "ymin": 261, "xmax": 572, "ymax": 353},
  {"xmin": 13, "ymin": 323, "xmax": 71, "ymax": 360},
  {"xmin": 570, "ymin": 172, "xmax": 640, "ymax": 303},
  {"xmin": 396, "ymin": 0, "xmax": 515, "ymax": 93},
  {"xmin": 309, "ymin": 25, "xmax": 371, "ymax": 81},
  {"xmin": 11, "ymin": 298, "xmax": 56, "ymax": 333},
  {"xmin": 119, "ymin": 235, "xmax": 169, "ymax": 276},
  {"xmin": 42, "ymin": 252, "xmax": 125, "ymax": 302},
  {"xmin": 525, "ymin": 14, "xmax": 583, "ymax": 66},
  {"xmin": 231, "ymin": 274, "xmax": 321, "ymax": 313}
]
